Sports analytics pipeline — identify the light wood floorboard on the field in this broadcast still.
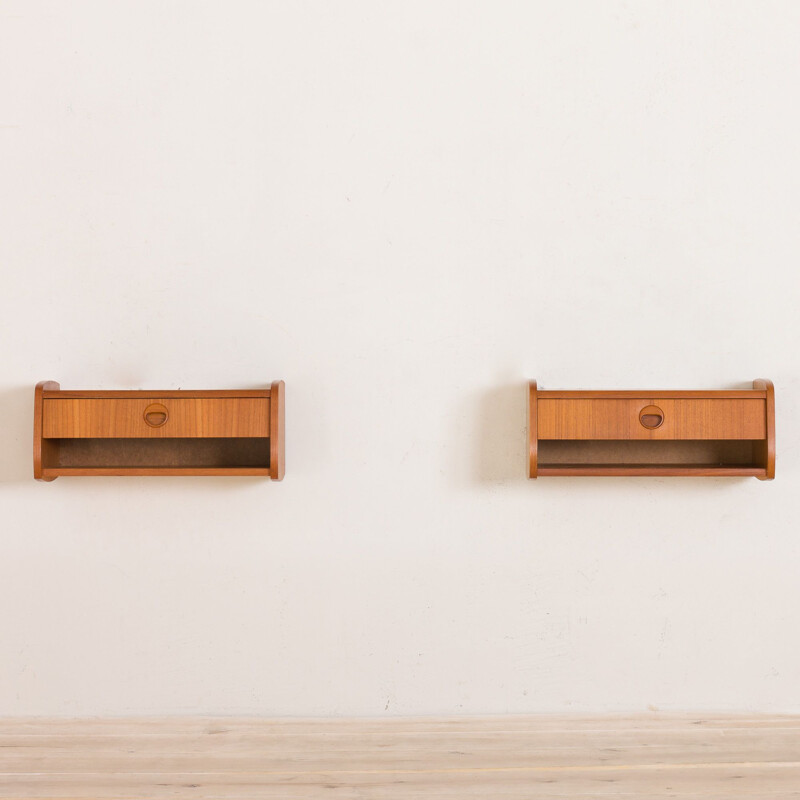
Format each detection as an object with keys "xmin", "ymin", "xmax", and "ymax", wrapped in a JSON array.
[{"xmin": 0, "ymin": 715, "xmax": 798, "ymax": 798}]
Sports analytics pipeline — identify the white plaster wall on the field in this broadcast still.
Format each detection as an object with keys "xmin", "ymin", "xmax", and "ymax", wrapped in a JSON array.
[{"xmin": 1, "ymin": 1, "xmax": 798, "ymax": 716}]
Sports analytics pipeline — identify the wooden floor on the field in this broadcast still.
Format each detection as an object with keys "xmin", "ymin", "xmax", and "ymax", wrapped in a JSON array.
[{"xmin": 0, "ymin": 715, "xmax": 798, "ymax": 798}]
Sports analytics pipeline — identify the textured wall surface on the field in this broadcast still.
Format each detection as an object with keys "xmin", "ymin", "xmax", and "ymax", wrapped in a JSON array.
[{"xmin": 1, "ymin": 1, "xmax": 798, "ymax": 715}]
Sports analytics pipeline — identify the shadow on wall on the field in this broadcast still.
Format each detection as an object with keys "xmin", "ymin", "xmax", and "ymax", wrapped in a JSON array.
[
  {"xmin": 0, "ymin": 386, "xmax": 34, "ymax": 484},
  {"xmin": 472, "ymin": 382, "xmax": 528, "ymax": 485}
]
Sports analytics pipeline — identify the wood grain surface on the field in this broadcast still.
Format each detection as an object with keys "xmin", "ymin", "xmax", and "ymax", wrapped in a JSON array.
[
  {"xmin": 537, "ymin": 399, "xmax": 766, "ymax": 440},
  {"xmin": 41, "ymin": 390, "xmax": 273, "ymax": 399},
  {"xmin": 528, "ymin": 380, "xmax": 538, "ymax": 478},
  {"xmin": 269, "ymin": 380, "xmax": 285, "ymax": 480},
  {"xmin": 753, "ymin": 378, "xmax": 776, "ymax": 480},
  {"xmin": 0, "ymin": 715, "xmax": 796, "ymax": 799},
  {"xmin": 43, "ymin": 398, "xmax": 270, "ymax": 438},
  {"xmin": 33, "ymin": 380, "xmax": 59, "ymax": 481}
]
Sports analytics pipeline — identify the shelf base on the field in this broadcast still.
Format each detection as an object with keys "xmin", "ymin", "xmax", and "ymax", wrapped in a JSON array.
[
  {"xmin": 41, "ymin": 468, "xmax": 272, "ymax": 478},
  {"xmin": 537, "ymin": 464, "xmax": 767, "ymax": 477}
]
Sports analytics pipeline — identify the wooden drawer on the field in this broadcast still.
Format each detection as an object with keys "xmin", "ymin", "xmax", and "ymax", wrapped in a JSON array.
[
  {"xmin": 43, "ymin": 397, "xmax": 270, "ymax": 438},
  {"xmin": 537, "ymin": 398, "xmax": 766, "ymax": 440}
]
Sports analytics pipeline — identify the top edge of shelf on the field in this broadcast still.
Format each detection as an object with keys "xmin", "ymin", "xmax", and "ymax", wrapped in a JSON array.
[
  {"xmin": 42, "ymin": 390, "xmax": 272, "ymax": 399},
  {"xmin": 536, "ymin": 391, "xmax": 766, "ymax": 399}
]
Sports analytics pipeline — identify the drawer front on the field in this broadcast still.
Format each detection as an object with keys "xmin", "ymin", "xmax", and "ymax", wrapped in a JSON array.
[
  {"xmin": 538, "ymin": 398, "xmax": 766, "ymax": 440},
  {"xmin": 43, "ymin": 398, "xmax": 270, "ymax": 438}
]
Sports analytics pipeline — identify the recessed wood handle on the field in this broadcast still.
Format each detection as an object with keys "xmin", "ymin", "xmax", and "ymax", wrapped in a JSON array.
[
  {"xmin": 639, "ymin": 405, "xmax": 664, "ymax": 429},
  {"xmin": 143, "ymin": 403, "xmax": 169, "ymax": 428}
]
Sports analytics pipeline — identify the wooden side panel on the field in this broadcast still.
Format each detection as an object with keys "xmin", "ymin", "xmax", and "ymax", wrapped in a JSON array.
[
  {"xmin": 43, "ymin": 398, "xmax": 270, "ymax": 439},
  {"xmin": 269, "ymin": 380, "xmax": 285, "ymax": 481},
  {"xmin": 753, "ymin": 378, "xmax": 776, "ymax": 480},
  {"xmin": 528, "ymin": 381, "xmax": 537, "ymax": 478},
  {"xmin": 538, "ymin": 398, "xmax": 766, "ymax": 440},
  {"xmin": 34, "ymin": 381, "xmax": 60, "ymax": 481}
]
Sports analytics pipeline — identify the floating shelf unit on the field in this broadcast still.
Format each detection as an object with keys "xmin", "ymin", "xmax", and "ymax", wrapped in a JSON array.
[
  {"xmin": 34, "ymin": 381, "xmax": 285, "ymax": 481},
  {"xmin": 528, "ymin": 379, "xmax": 775, "ymax": 479}
]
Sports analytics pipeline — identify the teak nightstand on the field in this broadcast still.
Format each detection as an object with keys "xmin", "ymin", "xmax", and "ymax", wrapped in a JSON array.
[
  {"xmin": 528, "ymin": 379, "xmax": 775, "ymax": 479},
  {"xmin": 34, "ymin": 381, "xmax": 285, "ymax": 481}
]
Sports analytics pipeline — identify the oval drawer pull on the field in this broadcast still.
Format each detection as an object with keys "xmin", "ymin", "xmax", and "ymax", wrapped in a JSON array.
[
  {"xmin": 143, "ymin": 403, "xmax": 169, "ymax": 428},
  {"xmin": 639, "ymin": 405, "xmax": 664, "ymax": 429}
]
